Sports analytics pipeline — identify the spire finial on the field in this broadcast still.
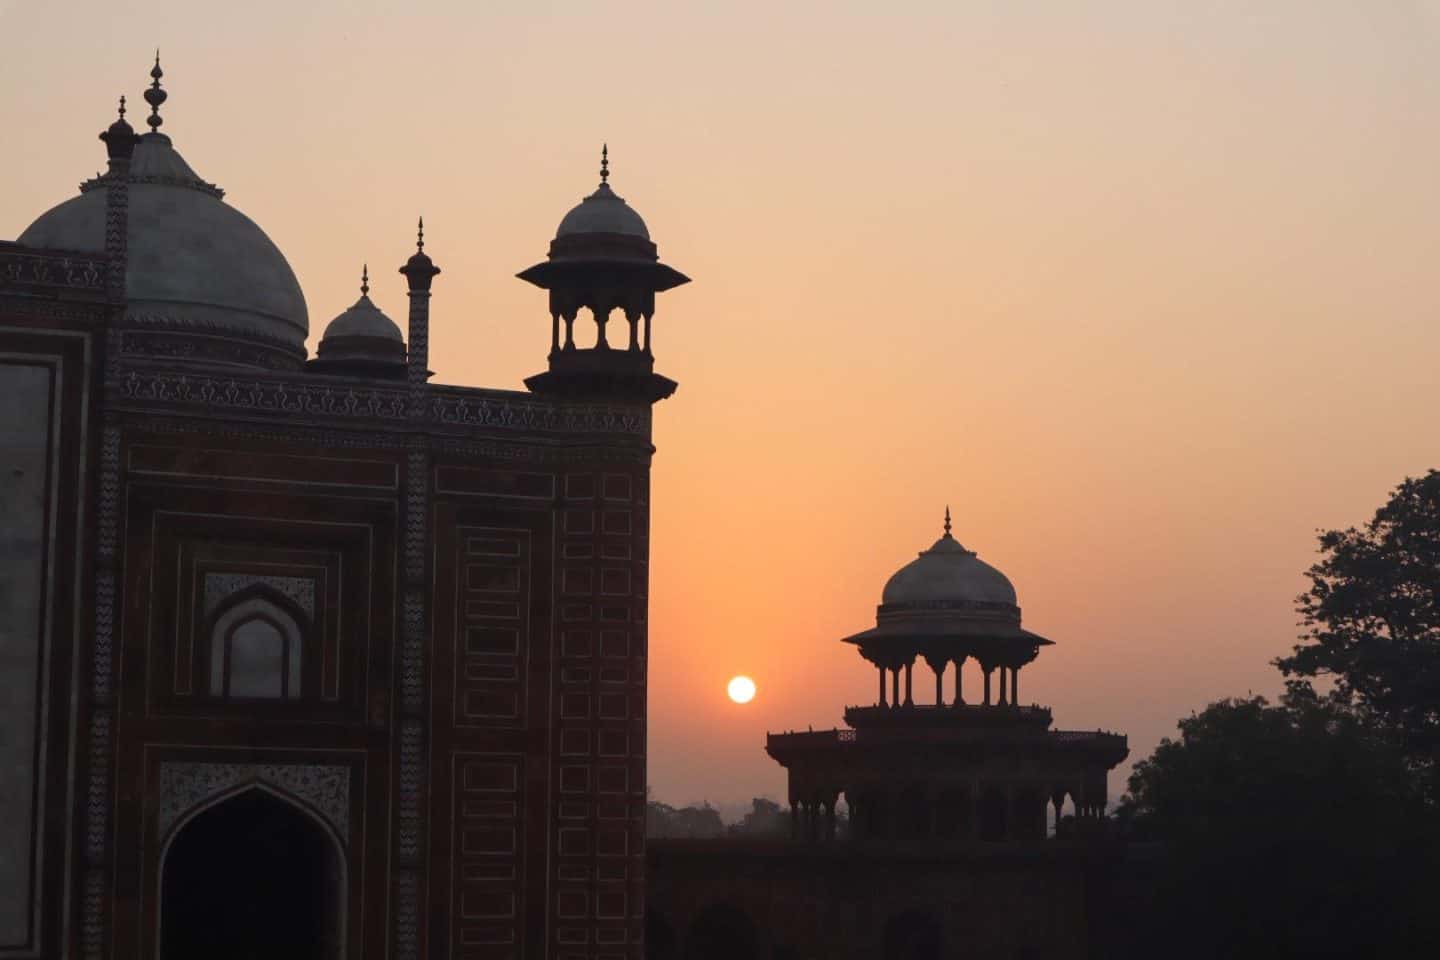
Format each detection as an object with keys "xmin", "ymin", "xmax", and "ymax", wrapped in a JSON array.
[
  {"xmin": 416, "ymin": 216, "xmax": 425, "ymax": 252},
  {"xmin": 143, "ymin": 50, "xmax": 167, "ymax": 133},
  {"xmin": 600, "ymin": 143, "xmax": 609, "ymax": 185},
  {"xmin": 117, "ymin": 95, "xmax": 126, "ymax": 119},
  {"xmin": 361, "ymin": 263, "xmax": 370, "ymax": 296},
  {"xmin": 944, "ymin": 506, "xmax": 952, "ymax": 537}
]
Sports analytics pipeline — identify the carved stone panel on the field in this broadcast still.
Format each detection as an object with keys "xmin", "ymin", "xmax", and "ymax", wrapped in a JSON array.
[{"xmin": 157, "ymin": 761, "xmax": 351, "ymax": 846}]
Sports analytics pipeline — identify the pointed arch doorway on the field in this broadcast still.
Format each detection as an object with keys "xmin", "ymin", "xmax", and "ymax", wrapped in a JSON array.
[{"xmin": 159, "ymin": 787, "xmax": 346, "ymax": 960}]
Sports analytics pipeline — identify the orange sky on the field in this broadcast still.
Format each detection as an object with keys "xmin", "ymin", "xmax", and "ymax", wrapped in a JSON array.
[{"xmin": 5, "ymin": 1, "xmax": 1440, "ymax": 809}]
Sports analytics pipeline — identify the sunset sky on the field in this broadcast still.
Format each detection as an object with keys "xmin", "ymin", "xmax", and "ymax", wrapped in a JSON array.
[{"xmin": 5, "ymin": 1, "xmax": 1440, "ymax": 809}]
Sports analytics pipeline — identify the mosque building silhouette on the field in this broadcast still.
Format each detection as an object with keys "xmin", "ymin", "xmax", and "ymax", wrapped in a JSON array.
[{"xmin": 2, "ymin": 59, "xmax": 1127, "ymax": 960}]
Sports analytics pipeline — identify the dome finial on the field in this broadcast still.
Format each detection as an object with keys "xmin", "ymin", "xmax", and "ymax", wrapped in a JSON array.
[
  {"xmin": 361, "ymin": 263, "xmax": 369, "ymax": 296},
  {"xmin": 143, "ymin": 50, "xmax": 167, "ymax": 133},
  {"xmin": 416, "ymin": 216, "xmax": 425, "ymax": 252},
  {"xmin": 944, "ymin": 505, "xmax": 952, "ymax": 538},
  {"xmin": 600, "ymin": 143, "xmax": 609, "ymax": 186},
  {"xmin": 117, "ymin": 95, "xmax": 126, "ymax": 120}
]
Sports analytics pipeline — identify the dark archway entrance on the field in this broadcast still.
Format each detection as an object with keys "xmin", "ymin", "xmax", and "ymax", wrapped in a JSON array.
[
  {"xmin": 883, "ymin": 909, "xmax": 942, "ymax": 960},
  {"xmin": 161, "ymin": 788, "xmax": 344, "ymax": 960},
  {"xmin": 685, "ymin": 902, "xmax": 758, "ymax": 960}
]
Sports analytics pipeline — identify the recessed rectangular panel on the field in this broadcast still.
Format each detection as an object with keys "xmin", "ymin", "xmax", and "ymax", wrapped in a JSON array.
[{"xmin": 0, "ymin": 362, "xmax": 52, "ymax": 949}]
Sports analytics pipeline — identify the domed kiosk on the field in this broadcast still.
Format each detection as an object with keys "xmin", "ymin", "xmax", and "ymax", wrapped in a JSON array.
[
  {"xmin": 765, "ymin": 512, "xmax": 1128, "ymax": 846},
  {"xmin": 18, "ymin": 58, "xmax": 308, "ymax": 369},
  {"xmin": 517, "ymin": 145, "xmax": 689, "ymax": 402}
]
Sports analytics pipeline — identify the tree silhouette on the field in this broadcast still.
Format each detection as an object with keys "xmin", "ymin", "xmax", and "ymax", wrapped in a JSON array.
[
  {"xmin": 1116, "ymin": 695, "xmax": 1435, "ymax": 957},
  {"xmin": 1277, "ymin": 469, "xmax": 1440, "ymax": 797}
]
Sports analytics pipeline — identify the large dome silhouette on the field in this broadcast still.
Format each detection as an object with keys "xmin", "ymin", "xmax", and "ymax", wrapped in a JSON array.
[{"xmin": 20, "ymin": 131, "xmax": 308, "ymax": 363}]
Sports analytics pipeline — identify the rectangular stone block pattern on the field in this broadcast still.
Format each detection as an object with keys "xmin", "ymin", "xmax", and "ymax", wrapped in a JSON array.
[{"xmin": 455, "ymin": 528, "xmax": 530, "ymax": 727}]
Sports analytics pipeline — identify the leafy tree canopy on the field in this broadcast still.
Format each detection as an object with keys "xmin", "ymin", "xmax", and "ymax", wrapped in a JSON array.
[{"xmin": 1277, "ymin": 469, "xmax": 1440, "ymax": 788}]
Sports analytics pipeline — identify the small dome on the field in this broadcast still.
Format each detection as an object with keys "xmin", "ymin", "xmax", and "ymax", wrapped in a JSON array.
[
  {"xmin": 556, "ymin": 182, "xmax": 650, "ymax": 240},
  {"xmin": 311, "ymin": 267, "xmax": 405, "ymax": 376},
  {"xmin": 322, "ymin": 282, "xmax": 402, "ymax": 343},
  {"xmin": 18, "ymin": 132, "xmax": 308, "ymax": 362},
  {"xmin": 881, "ymin": 524, "xmax": 1018, "ymax": 609}
]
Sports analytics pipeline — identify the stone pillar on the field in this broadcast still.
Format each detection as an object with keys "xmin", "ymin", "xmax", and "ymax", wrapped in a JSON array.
[
  {"xmin": 997, "ymin": 666, "xmax": 1008, "ymax": 706},
  {"xmin": 953, "ymin": 657, "xmax": 964, "ymax": 706},
  {"xmin": 982, "ymin": 667, "xmax": 992, "ymax": 705},
  {"xmin": 878, "ymin": 665, "xmax": 887, "ymax": 707},
  {"xmin": 891, "ymin": 668, "xmax": 900, "ymax": 708},
  {"xmin": 934, "ymin": 665, "xmax": 943, "ymax": 706},
  {"xmin": 1011, "ymin": 666, "xmax": 1019, "ymax": 705},
  {"xmin": 398, "ymin": 226, "xmax": 440, "ymax": 960},
  {"xmin": 903, "ymin": 662, "xmax": 914, "ymax": 706},
  {"xmin": 594, "ymin": 304, "xmax": 610, "ymax": 349}
]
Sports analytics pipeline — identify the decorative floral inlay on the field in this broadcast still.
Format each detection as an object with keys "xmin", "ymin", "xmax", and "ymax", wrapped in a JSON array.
[
  {"xmin": 158, "ymin": 761, "xmax": 351, "ymax": 845},
  {"xmin": 204, "ymin": 573, "xmax": 316, "ymax": 618}
]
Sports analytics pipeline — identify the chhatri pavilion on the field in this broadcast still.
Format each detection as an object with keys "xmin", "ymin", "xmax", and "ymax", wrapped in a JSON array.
[{"xmin": 767, "ymin": 511, "xmax": 1128, "ymax": 845}]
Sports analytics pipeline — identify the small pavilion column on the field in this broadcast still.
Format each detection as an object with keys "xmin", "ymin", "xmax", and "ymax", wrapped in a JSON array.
[
  {"xmin": 790, "ymin": 803, "xmax": 799, "ymax": 840},
  {"xmin": 878, "ymin": 664, "xmax": 887, "ymax": 707},
  {"xmin": 891, "ymin": 668, "xmax": 900, "ymax": 709},
  {"xmin": 934, "ymin": 663, "xmax": 944, "ymax": 706},
  {"xmin": 982, "ymin": 667, "xmax": 992, "ymax": 705},
  {"xmin": 997, "ymin": 666, "xmax": 1008, "ymax": 706},
  {"xmin": 953, "ymin": 657, "xmax": 964, "ymax": 706},
  {"xmin": 1011, "ymin": 666, "xmax": 1020, "ymax": 705},
  {"xmin": 903, "ymin": 662, "xmax": 914, "ymax": 706}
]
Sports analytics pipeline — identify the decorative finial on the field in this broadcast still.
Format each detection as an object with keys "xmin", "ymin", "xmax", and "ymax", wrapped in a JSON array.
[
  {"xmin": 117, "ymin": 95, "xmax": 126, "ymax": 119},
  {"xmin": 361, "ymin": 263, "xmax": 369, "ymax": 296},
  {"xmin": 944, "ymin": 506, "xmax": 952, "ymax": 537},
  {"xmin": 600, "ymin": 143, "xmax": 609, "ymax": 185},
  {"xmin": 416, "ymin": 217, "xmax": 425, "ymax": 252},
  {"xmin": 143, "ymin": 50, "xmax": 167, "ymax": 133}
]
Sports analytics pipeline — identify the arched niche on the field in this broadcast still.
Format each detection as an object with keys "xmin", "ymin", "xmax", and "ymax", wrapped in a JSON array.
[
  {"xmin": 158, "ymin": 785, "xmax": 346, "ymax": 960},
  {"xmin": 979, "ymin": 785, "xmax": 1008, "ymax": 842},
  {"xmin": 204, "ymin": 585, "xmax": 309, "ymax": 700}
]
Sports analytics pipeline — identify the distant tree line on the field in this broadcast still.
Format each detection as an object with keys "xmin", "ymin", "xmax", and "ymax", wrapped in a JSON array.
[
  {"xmin": 646, "ymin": 796, "xmax": 821, "ymax": 840},
  {"xmin": 1116, "ymin": 470, "xmax": 1440, "ymax": 957}
]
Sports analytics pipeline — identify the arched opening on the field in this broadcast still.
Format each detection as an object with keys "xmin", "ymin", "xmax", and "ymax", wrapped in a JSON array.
[
  {"xmin": 686, "ymin": 902, "xmax": 758, "ymax": 960},
  {"xmin": 161, "ymin": 787, "xmax": 344, "ymax": 960},
  {"xmin": 646, "ymin": 907, "xmax": 678, "ymax": 960},
  {"xmin": 934, "ymin": 786, "xmax": 970, "ymax": 841},
  {"xmin": 883, "ymin": 909, "xmax": 942, "ymax": 960},
  {"xmin": 1012, "ymin": 785, "xmax": 1047, "ymax": 841},
  {"xmin": 979, "ymin": 785, "xmax": 1008, "ymax": 842},
  {"xmin": 206, "ymin": 588, "xmax": 307, "ymax": 700},
  {"xmin": 861, "ymin": 788, "xmax": 890, "ymax": 842},
  {"xmin": 898, "ymin": 784, "xmax": 930, "ymax": 841}
]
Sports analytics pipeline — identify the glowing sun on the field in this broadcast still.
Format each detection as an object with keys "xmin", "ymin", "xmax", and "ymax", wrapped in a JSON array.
[{"xmin": 727, "ymin": 675, "xmax": 757, "ymax": 704}]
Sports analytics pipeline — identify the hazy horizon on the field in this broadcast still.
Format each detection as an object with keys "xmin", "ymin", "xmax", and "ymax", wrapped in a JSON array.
[{"xmin": 5, "ymin": 0, "xmax": 1439, "ymax": 808}]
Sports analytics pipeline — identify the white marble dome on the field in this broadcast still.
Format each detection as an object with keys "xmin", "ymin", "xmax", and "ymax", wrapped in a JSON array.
[
  {"xmin": 322, "ymin": 287, "xmax": 401, "ymax": 343},
  {"xmin": 18, "ymin": 132, "xmax": 308, "ymax": 359},
  {"xmin": 881, "ymin": 526, "xmax": 1018, "ymax": 609},
  {"xmin": 555, "ymin": 183, "xmax": 649, "ymax": 240}
]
